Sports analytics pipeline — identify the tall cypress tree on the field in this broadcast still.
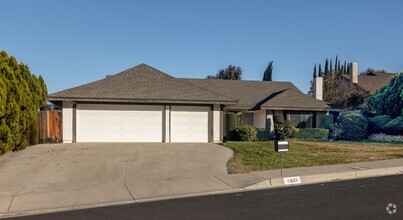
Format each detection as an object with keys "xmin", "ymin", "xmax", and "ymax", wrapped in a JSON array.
[
  {"xmin": 335, "ymin": 55, "xmax": 338, "ymax": 72},
  {"xmin": 262, "ymin": 61, "xmax": 274, "ymax": 81},
  {"xmin": 324, "ymin": 59, "xmax": 329, "ymax": 75},
  {"xmin": 329, "ymin": 59, "xmax": 333, "ymax": 74},
  {"xmin": 313, "ymin": 64, "xmax": 317, "ymax": 78},
  {"xmin": 318, "ymin": 64, "xmax": 323, "ymax": 77}
]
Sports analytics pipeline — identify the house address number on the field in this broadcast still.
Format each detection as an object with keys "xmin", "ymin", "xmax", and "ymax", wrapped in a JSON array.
[{"xmin": 283, "ymin": 176, "xmax": 302, "ymax": 185}]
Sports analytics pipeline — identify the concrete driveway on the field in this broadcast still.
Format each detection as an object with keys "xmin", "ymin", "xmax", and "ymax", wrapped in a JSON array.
[{"xmin": 0, "ymin": 143, "xmax": 239, "ymax": 215}]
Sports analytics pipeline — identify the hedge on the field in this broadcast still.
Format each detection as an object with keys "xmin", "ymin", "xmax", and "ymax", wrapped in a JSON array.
[
  {"xmin": 320, "ymin": 115, "xmax": 334, "ymax": 130},
  {"xmin": 298, "ymin": 128, "xmax": 329, "ymax": 140},
  {"xmin": 383, "ymin": 116, "xmax": 403, "ymax": 135},
  {"xmin": 368, "ymin": 115, "xmax": 392, "ymax": 134},
  {"xmin": 338, "ymin": 113, "xmax": 368, "ymax": 140}
]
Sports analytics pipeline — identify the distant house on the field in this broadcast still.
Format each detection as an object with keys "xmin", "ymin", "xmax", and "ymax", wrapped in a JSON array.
[
  {"xmin": 312, "ymin": 62, "xmax": 395, "ymax": 109},
  {"xmin": 341, "ymin": 70, "xmax": 395, "ymax": 99},
  {"xmin": 48, "ymin": 64, "xmax": 328, "ymax": 143}
]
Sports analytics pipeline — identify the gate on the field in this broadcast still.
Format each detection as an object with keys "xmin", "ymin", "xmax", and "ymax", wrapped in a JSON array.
[{"xmin": 38, "ymin": 110, "xmax": 63, "ymax": 144}]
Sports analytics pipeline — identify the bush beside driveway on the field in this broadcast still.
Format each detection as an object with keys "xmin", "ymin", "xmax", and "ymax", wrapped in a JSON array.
[{"xmin": 224, "ymin": 141, "xmax": 403, "ymax": 173}]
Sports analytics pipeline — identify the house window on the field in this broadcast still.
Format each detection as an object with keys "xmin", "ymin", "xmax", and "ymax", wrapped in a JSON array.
[
  {"xmin": 288, "ymin": 112, "xmax": 314, "ymax": 128},
  {"xmin": 242, "ymin": 113, "xmax": 254, "ymax": 126}
]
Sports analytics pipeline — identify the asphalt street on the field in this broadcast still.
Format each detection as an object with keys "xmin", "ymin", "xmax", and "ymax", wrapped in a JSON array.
[{"xmin": 9, "ymin": 175, "xmax": 403, "ymax": 220}]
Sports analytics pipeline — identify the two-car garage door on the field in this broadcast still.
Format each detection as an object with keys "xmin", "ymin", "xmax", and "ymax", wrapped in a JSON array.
[{"xmin": 76, "ymin": 104, "xmax": 209, "ymax": 143}]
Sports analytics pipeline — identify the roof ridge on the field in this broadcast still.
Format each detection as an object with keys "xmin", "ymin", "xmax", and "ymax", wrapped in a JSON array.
[
  {"xmin": 177, "ymin": 78, "xmax": 238, "ymax": 102},
  {"xmin": 179, "ymin": 78, "xmax": 292, "ymax": 84}
]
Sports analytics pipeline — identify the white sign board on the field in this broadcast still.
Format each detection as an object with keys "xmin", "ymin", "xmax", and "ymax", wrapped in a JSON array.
[{"xmin": 283, "ymin": 176, "xmax": 302, "ymax": 185}]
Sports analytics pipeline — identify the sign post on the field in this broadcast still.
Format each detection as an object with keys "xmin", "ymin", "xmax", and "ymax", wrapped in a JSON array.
[{"xmin": 274, "ymin": 140, "xmax": 289, "ymax": 176}]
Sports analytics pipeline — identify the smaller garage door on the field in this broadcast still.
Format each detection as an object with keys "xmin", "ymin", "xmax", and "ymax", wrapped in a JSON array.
[{"xmin": 171, "ymin": 106, "xmax": 210, "ymax": 143}]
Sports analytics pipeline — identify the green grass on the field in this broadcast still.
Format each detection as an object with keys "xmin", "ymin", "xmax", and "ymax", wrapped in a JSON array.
[{"xmin": 223, "ymin": 141, "xmax": 403, "ymax": 173}]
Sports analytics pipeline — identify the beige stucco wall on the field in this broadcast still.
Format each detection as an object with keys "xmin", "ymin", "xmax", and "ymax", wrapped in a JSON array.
[
  {"xmin": 253, "ymin": 110, "xmax": 266, "ymax": 129},
  {"xmin": 213, "ymin": 104, "xmax": 221, "ymax": 142},
  {"xmin": 62, "ymin": 101, "xmax": 73, "ymax": 143}
]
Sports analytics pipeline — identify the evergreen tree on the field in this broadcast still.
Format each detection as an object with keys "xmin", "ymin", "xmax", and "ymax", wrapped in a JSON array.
[
  {"xmin": 0, "ymin": 51, "xmax": 47, "ymax": 153},
  {"xmin": 324, "ymin": 59, "xmax": 329, "ymax": 75},
  {"xmin": 262, "ymin": 61, "xmax": 274, "ymax": 81},
  {"xmin": 335, "ymin": 55, "xmax": 338, "ymax": 72},
  {"xmin": 318, "ymin": 64, "xmax": 323, "ymax": 77},
  {"xmin": 329, "ymin": 59, "xmax": 333, "ymax": 74},
  {"xmin": 313, "ymin": 64, "xmax": 317, "ymax": 78}
]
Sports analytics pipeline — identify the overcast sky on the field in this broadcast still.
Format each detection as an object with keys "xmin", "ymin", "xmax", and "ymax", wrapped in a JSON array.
[{"xmin": 1, "ymin": 0, "xmax": 402, "ymax": 93}]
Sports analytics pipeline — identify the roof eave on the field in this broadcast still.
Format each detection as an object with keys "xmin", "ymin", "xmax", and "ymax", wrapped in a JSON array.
[
  {"xmin": 47, "ymin": 96, "xmax": 238, "ymax": 105},
  {"xmin": 260, "ymin": 106, "xmax": 329, "ymax": 111}
]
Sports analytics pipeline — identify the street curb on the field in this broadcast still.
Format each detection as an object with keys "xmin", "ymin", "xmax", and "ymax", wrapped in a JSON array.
[
  {"xmin": 244, "ymin": 166, "xmax": 403, "ymax": 190},
  {"xmin": 1, "ymin": 166, "xmax": 403, "ymax": 219}
]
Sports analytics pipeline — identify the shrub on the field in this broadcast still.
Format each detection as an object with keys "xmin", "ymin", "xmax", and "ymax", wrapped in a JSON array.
[
  {"xmin": 320, "ymin": 115, "xmax": 334, "ymax": 129},
  {"xmin": 383, "ymin": 116, "xmax": 403, "ymax": 135},
  {"xmin": 225, "ymin": 113, "xmax": 238, "ymax": 141},
  {"xmin": 257, "ymin": 128, "xmax": 269, "ymax": 141},
  {"xmin": 274, "ymin": 117, "xmax": 292, "ymax": 140},
  {"xmin": 273, "ymin": 114, "xmax": 284, "ymax": 124},
  {"xmin": 330, "ymin": 123, "xmax": 343, "ymax": 140},
  {"xmin": 338, "ymin": 113, "xmax": 368, "ymax": 140},
  {"xmin": 291, "ymin": 127, "xmax": 300, "ymax": 138},
  {"xmin": 298, "ymin": 128, "xmax": 329, "ymax": 140},
  {"xmin": 368, "ymin": 115, "xmax": 392, "ymax": 134},
  {"xmin": 362, "ymin": 73, "xmax": 403, "ymax": 118},
  {"xmin": 368, "ymin": 133, "xmax": 403, "ymax": 142},
  {"xmin": 236, "ymin": 125, "xmax": 258, "ymax": 142}
]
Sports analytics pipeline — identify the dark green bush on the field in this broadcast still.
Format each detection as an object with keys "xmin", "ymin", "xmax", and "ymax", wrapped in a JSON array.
[
  {"xmin": 274, "ymin": 115, "xmax": 292, "ymax": 140},
  {"xmin": 236, "ymin": 125, "xmax": 258, "ymax": 142},
  {"xmin": 338, "ymin": 113, "xmax": 368, "ymax": 140},
  {"xmin": 368, "ymin": 115, "xmax": 392, "ymax": 134},
  {"xmin": 257, "ymin": 128, "xmax": 269, "ymax": 141},
  {"xmin": 320, "ymin": 115, "xmax": 334, "ymax": 129},
  {"xmin": 224, "ymin": 113, "xmax": 238, "ymax": 141},
  {"xmin": 273, "ymin": 114, "xmax": 284, "ymax": 124},
  {"xmin": 298, "ymin": 128, "xmax": 329, "ymax": 140},
  {"xmin": 383, "ymin": 116, "xmax": 403, "ymax": 135}
]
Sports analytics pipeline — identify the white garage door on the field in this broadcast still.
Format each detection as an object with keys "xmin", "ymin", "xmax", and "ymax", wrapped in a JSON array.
[
  {"xmin": 171, "ymin": 106, "xmax": 209, "ymax": 143},
  {"xmin": 77, "ymin": 104, "xmax": 163, "ymax": 142}
]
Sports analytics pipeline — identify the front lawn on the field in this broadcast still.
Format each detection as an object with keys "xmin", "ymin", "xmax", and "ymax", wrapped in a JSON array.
[{"xmin": 224, "ymin": 141, "xmax": 403, "ymax": 173}]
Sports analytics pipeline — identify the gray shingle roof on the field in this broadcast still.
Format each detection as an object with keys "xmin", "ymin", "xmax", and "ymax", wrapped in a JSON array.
[
  {"xmin": 49, "ymin": 63, "xmax": 328, "ymax": 110},
  {"xmin": 342, "ymin": 72, "xmax": 395, "ymax": 95},
  {"xmin": 48, "ymin": 64, "xmax": 237, "ymax": 104},
  {"xmin": 180, "ymin": 79, "xmax": 329, "ymax": 110}
]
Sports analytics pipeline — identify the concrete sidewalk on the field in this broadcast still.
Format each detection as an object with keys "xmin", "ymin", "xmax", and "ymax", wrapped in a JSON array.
[{"xmin": 1, "ymin": 154, "xmax": 403, "ymax": 218}]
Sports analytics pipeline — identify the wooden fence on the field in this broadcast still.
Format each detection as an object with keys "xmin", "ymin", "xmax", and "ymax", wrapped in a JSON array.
[{"xmin": 38, "ymin": 110, "xmax": 63, "ymax": 144}]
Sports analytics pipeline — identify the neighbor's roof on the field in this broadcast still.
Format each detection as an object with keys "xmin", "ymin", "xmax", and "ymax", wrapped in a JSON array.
[
  {"xmin": 342, "ymin": 72, "xmax": 395, "ymax": 95},
  {"xmin": 180, "ymin": 79, "xmax": 329, "ymax": 111},
  {"xmin": 48, "ymin": 64, "xmax": 237, "ymax": 104}
]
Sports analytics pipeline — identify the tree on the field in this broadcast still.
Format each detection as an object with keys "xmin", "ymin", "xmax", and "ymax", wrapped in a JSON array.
[
  {"xmin": 359, "ymin": 68, "xmax": 388, "ymax": 75},
  {"xmin": 0, "ymin": 51, "xmax": 47, "ymax": 153},
  {"xmin": 324, "ymin": 59, "xmax": 329, "ymax": 75},
  {"xmin": 362, "ymin": 73, "xmax": 403, "ymax": 118},
  {"xmin": 207, "ymin": 65, "xmax": 242, "ymax": 80},
  {"xmin": 309, "ymin": 56, "xmax": 366, "ymax": 108},
  {"xmin": 313, "ymin": 64, "xmax": 317, "ymax": 78},
  {"xmin": 262, "ymin": 61, "xmax": 273, "ymax": 81}
]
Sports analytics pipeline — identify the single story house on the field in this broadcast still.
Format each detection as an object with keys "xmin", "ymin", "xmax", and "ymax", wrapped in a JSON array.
[{"xmin": 48, "ymin": 64, "xmax": 328, "ymax": 143}]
